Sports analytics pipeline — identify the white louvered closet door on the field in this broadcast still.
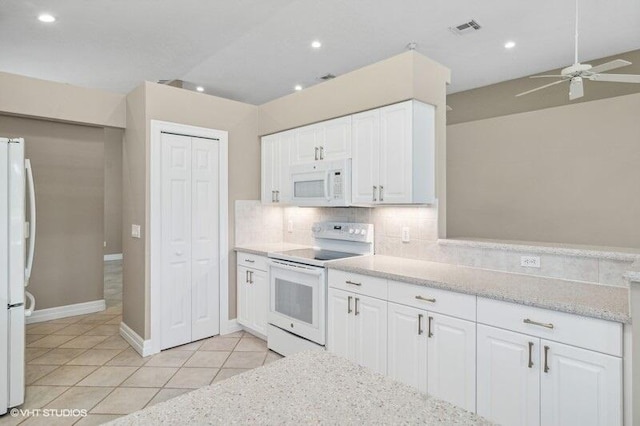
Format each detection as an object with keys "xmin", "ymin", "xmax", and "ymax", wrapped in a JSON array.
[{"xmin": 161, "ymin": 133, "xmax": 220, "ymax": 350}]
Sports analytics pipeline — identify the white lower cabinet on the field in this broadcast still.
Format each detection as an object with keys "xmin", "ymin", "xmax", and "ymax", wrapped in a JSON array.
[
  {"xmin": 477, "ymin": 324, "xmax": 622, "ymax": 426},
  {"xmin": 387, "ymin": 303, "xmax": 475, "ymax": 411},
  {"xmin": 477, "ymin": 324, "xmax": 541, "ymax": 426},
  {"xmin": 540, "ymin": 340, "xmax": 622, "ymax": 426},
  {"xmin": 236, "ymin": 254, "xmax": 268, "ymax": 336},
  {"xmin": 327, "ymin": 288, "xmax": 387, "ymax": 375}
]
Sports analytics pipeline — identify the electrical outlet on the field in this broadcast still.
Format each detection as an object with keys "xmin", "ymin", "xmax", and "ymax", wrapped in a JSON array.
[
  {"xmin": 103, "ymin": 241, "xmax": 107, "ymax": 247},
  {"xmin": 287, "ymin": 220, "xmax": 293, "ymax": 233},
  {"xmin": 520, "ymin": 255, "xmax": 541, "ymax": 268},
  {"xmin": 131, "ymin": 224, "xmax": 141, "ymax": 239},
  {"xmin": 401, "ymin": 227, "xmax": 410, "ymax": 243}
]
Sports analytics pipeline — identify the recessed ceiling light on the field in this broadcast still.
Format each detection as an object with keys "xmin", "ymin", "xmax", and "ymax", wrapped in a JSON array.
[
  {"xmin": 311, "ymin": 40, "xmax": 322, "ymax": 49},
  {"xmin": 504, "ymin": 41, "xmax": 516, "ymax": 49},
  {"xmin": 38, "ymin": 14, "xmax": 56, "ymax": 23},
  {"xmin": 196, "ymin": 86, "xmax": 204, "ymax": 92},
  {"xmin": 294, "ymin": 85, "xmax": 303, "ymax": 91}
]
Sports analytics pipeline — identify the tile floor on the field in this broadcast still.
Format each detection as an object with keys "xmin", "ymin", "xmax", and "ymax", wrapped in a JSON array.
[{"xmin": 1, "ymin": 260, "xmax": 282, "ymax": 425}]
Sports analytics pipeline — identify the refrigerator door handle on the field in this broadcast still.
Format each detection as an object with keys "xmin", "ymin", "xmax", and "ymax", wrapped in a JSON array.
[
  {"xmin": 24, "ymin": 291, "xmax": 35, "ymax": 317},
  {"xmin": 25, "ymin": 159, "xmax": 36, "ymax": 286}
]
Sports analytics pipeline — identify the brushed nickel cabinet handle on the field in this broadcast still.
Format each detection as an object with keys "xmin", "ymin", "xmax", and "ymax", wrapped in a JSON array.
[
  {"xmin": 345, "ymin": 280, "xmax": 362, "ymax": 286},
  {"xmin": 249, "ymin": 271, "xmax": 254, "ymax": 284},
  {"xmin": 544, "ymin": 345, "xmax": 550, "ymax": 373},
  {"xmin": 245, "ymin": 270, "xmax": 249, "ymax": 283},
  {"xmin": 245, "ymin": 259, "xmax": 255, "ymax": 263},
  {"xmin": 320, "ymin": 146, "xmax": 324, "ymax": 160},
  {"xmin": 415, "ymin": 295, "xmax": 436, "ymax": 303},
  {"xmin": 354, "ymin": 298, "xmax": 360, "ymax": 316},
  {"xmin": 523, "ymin": 318, "xmax": 554, "ymax": 329},
  {"xmin": 528, "ymin": 342, "xmax": 534, "ymax": 368},
  {"xmin": 275, "ymin": 190, "xmax": 280, "ymax": 203},
  {"xmin": 427, "ymin": 316, "xmax": 433, "ymax": 338},
  {"xmin": 348, "ymin": 296, "xmax": 352, "ymax": 314},
  {"xmin": 372, "ymin": 185, "xmax": 377, "ymax": 202},
  {"xmin": 379, "ymin": 185, "xmax": 384, "ymax": 201},
  {"xmin": 418, "ymin": 314, "xmax": 424, "ymax": 335},
  {"xmin": 271, "ymin": 190, "xmax": 275, "ymax": 203},
  {"xmin": 314, "ymin": 147, "xmax": 319, "ymax": 161}
]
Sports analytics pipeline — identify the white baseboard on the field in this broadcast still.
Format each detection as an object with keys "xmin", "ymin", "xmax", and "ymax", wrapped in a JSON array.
[
  {"xmin": 119, "ymin": 322, "xmax": 154, "ymax": 357},
  {"xmin": 221, "ymin": 319, "xmax": 242, "ymax": 335},
  {"xmin": 26, "ymin": 299, "xmax": 106, "ymax": 324},
  {"xmin": 104, "ymin": 253, "xmax": 123, "ymax": 261}
]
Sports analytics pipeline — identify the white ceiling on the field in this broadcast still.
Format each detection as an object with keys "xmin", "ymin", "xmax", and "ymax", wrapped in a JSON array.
[{"xmin": 1, "ymin": 0, "xmax": 639, "ymax": 104}]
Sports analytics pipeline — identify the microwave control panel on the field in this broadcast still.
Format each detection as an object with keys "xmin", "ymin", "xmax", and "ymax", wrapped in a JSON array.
[{"xmin": 332, "ymin": 171, "xmax": 343, "ymax": 198}]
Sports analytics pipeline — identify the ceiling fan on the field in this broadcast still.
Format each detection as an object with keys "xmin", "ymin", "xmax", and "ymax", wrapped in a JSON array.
[{"xmin": 516, "ymin": 0, "xmax": 640, "ymax": 100}]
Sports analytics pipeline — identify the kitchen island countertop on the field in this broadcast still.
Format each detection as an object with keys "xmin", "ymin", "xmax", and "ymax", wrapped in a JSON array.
[{"xmin": 107, "ymin": 350, "xmax": 489, "ymax": 425}]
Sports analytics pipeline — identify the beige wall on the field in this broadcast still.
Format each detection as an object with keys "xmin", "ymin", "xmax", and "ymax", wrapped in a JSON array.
[
  {"xmin": 0, "ymin": 72, "xmax": 126, "ymax": 128},
  {"xmin": 122, "ymin": 84, "xmax": 148, "ymax": 337},
  {"xmin": 104, "ymin": 128, "xmax": 123, "ymax": 255},
  {"xmin": 447, "ymin": 93, "xmax": 640, "ymax": 249},
  {"xmin": 0, "ymin": 115, "xmax": 105, "ymax": 309},
  {"xmin": 122, "ymin": 82, "xmax": 259, "ymax": 339},
  {"xmin": 446, "ymin": 49, "xmax": 640, "ymax": 125}
]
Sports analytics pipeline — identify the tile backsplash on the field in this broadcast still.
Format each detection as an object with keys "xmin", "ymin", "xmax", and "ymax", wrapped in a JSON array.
[{"xmin": 236, "ymin": 200, "xmax": 635, "ymax": 287}]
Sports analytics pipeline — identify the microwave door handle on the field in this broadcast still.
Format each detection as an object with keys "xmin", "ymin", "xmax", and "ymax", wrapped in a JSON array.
[{"xmin": 325, "ymin": 171, "xmax": 332, "ymax": 201}]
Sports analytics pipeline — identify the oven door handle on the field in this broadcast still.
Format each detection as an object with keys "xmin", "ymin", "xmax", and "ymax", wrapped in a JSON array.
[{"xmin": 268, "ymin": 259, "xmax": 325, "ymax": 276}]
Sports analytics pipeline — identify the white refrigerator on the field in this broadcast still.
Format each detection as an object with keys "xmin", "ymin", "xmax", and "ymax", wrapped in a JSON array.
[{"xmin": 1, "ymin": 137, "xmax": 36, "ymax": 415}]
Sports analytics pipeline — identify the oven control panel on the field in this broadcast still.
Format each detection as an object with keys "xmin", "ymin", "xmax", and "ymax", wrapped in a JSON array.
[{"xmin": 312, "ymin": 222, "xmax": 374, "ymax": 243}]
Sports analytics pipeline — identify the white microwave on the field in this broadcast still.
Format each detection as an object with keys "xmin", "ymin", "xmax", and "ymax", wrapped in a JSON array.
[{"xmin": 289, "ymin": 159, "xmax": 351, "ymax": 206}]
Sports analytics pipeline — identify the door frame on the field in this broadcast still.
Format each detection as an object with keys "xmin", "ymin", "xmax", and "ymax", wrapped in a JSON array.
[{"xmin": 149, "ymin": 120, "xmax": 229, "ymax": 355}]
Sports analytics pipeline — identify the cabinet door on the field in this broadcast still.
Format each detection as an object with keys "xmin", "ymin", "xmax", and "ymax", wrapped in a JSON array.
[
  {"xmin": 351, "ymin": 109, "xmax": 380, "ymax": 204},
  {"xmin": 236, "ymin": 266, "xmax": 253, "ymax": 329},
  {"xmin": 379, "ymin": 101, "xmax": 413, "ymax": 204},
  {"xmin": 477, "ymin": 324, "xmax": 540, "ymax": 426},
  {"xmin": 540, "ymin": 340, "xmax": 622, "ymax": 426},
  {"xmin": 261, "ymin": 135, "xmax": 277, "ymax": 204},
  {"xmin": 327, "ymin": 288, "xmax": 353, "ymax": 360},
  {"xmin": 427, "ymin": 313, "xmax": 476, "ymax": 412},
  {"xmin": 276, "ymin": 130, "xmax": 294, "ymax": 202},
  {"xmin": 293, "ymin": 123, "xmax": 323, "ymax": 164},
  {"xmin": 353, "ymin": 294, "xmax": 387, "ymax": 375},
  {"xmin": 387, "ymin": 302, "xmax": 427, "ymax": 392},
  {"xmin": 250, "ymin": 269, "xmax": 268, "ymax": 336},
  {"xmin": 322, "ymin": 116, "xmax": 351, "ymax": 160}
]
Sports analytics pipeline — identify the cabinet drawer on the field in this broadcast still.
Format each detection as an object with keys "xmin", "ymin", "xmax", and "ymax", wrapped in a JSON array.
[
  {"xmin": 477, "ymin": 297, "xmax": 622, "ymax": 357},
  {"xmin": 328, "ymin": 270, "xmax": 387, "ymax": 300},
  {"xmin": 237, "ymin": 252, "xmax": 268, "ymax": 271},
  {"xmin": 387, "ymin": 280, "xmax": 476, "ymax": 321}
]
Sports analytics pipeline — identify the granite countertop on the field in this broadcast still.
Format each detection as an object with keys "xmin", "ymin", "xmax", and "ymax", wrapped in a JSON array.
[
  {"xmin": 329, "ymin": 255, "xmax": 630, "ymax": 323},
  {"xmin": 234, "ymin": 242, "xmax": 312, "ymax": 256},
  {"xmin": 108, "ymin": 351, "xmax": 489, "ymax": 425},
  {"xmin": 439, "ymin": 238, "xmax": 640, "ymax": 262}
]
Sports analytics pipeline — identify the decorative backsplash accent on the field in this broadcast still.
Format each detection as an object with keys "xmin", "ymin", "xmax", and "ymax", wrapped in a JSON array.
[{"xmin": 236, "ymin": 200, "xmax": 634, "ymax": 287}]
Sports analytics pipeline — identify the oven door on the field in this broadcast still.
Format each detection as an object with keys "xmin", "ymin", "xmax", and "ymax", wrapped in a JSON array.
[{"xmin": 268, "ymin": 259, "xmax": 326, "ymax": 345}]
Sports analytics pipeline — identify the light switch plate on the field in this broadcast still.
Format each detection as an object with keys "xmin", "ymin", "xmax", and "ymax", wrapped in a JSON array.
[
  {"xmin": 131, "ymin": 224, "xmax": 141, "ymax": 239},
  {"xmin": 401, "ymin": 227, "xmax": 410, "ymax": 243},
  {"xmin": 520, "ymin": 255, "xmax": 540, "ymax": 268},
  {"xmin": 287, "ymin": 220, "xmax": 293, "ymax": 233}
]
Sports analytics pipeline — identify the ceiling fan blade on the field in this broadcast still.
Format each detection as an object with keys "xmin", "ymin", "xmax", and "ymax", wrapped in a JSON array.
[
  {"xmin": 589, "ymin": 73, "xmax": 640, "ymax": 83},
  {"xmin": 530, "ymin": 75, "xmax": 565, "ymax": 79},
  {"xmin": 569, "ymin": 77, "xmax": 584, "ymax": 100},
  {"xmin": 516, "ymin": 80, "xmax": 567, "ymax": 97},
  {"xmin": 588, "ymin": 59, "xmax": 632, "ymax": 74}
]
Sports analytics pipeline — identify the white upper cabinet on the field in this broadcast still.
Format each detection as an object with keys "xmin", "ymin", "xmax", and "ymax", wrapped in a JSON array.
[
  {"xmin": 352, "ymin": 100, "xmax": 435, "ymax": 205},
  {"xmin": 261, "ymin": 130, "xmax": 293, "ymax": 204},
  {"xmin": 292, "ymin": 116, "xmax": 352, "ymax": 164}
]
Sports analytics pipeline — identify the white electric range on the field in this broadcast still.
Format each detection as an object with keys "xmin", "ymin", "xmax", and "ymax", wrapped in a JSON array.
[{"xmin": 266, "ymin": 222, "xmax": 374, "ymax": 356}]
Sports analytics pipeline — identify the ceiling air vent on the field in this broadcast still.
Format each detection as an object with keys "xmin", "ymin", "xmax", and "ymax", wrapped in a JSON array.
[
  {"xmin": 319, "ymin": 73, "xmax": 336, "ymax": 81},
  {"xmin": 449, "ymin": 19, "xmax": 481, "ymax": 35}
]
